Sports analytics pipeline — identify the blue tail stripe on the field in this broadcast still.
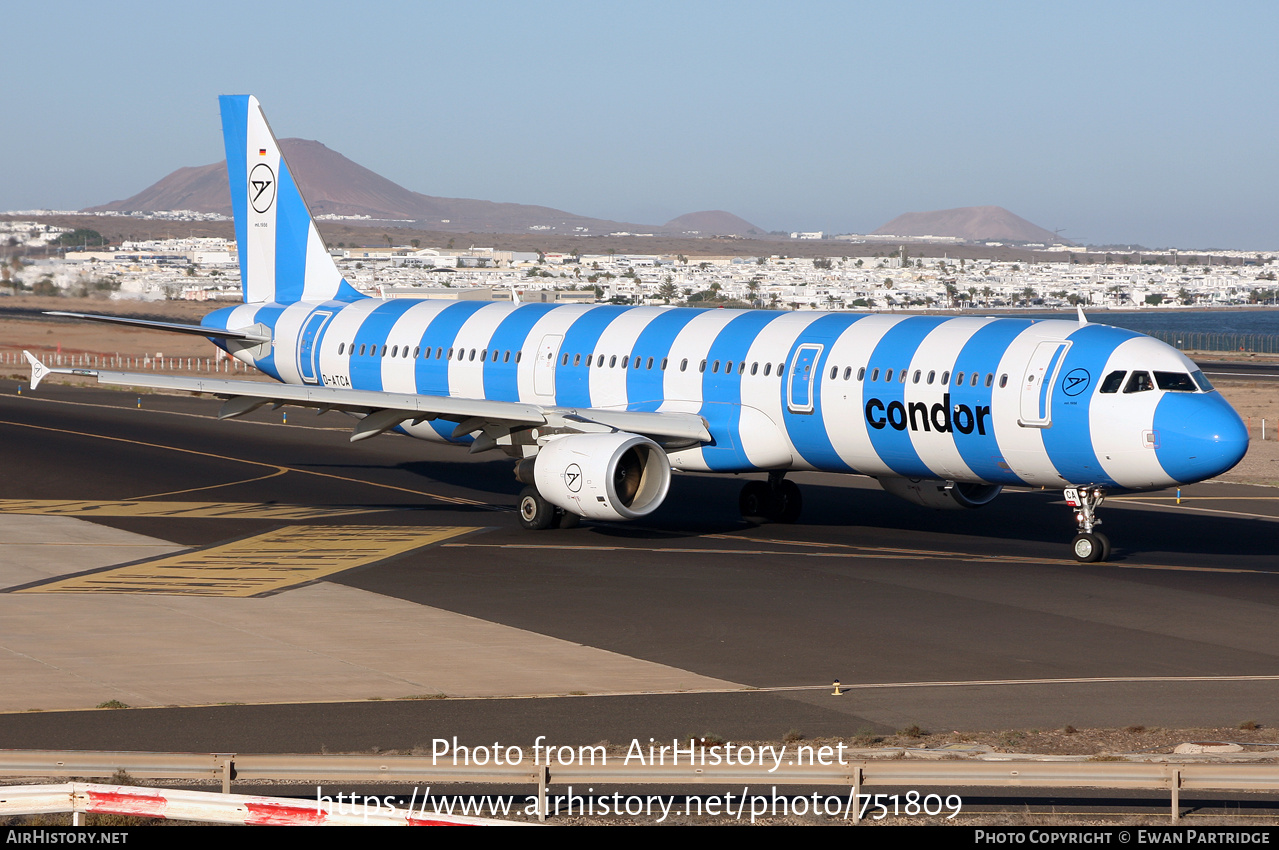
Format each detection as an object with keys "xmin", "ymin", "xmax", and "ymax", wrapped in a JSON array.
[
  {"xmin": 272, "ymin": 164, "xmax": 309, "ymax": 304},
  {"xmin": 218, "ymin": 96, "xmax": 250, "ymax": 300}
]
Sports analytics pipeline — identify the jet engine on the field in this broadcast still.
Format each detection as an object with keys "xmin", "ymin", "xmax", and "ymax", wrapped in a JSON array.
[
  {"xmin": 877, "ymin": 477, "xmax": 1002, "ymax": 510},
  {"xmin": 529, "ymin": 433, "xmax": 672, "ymax": 521}
]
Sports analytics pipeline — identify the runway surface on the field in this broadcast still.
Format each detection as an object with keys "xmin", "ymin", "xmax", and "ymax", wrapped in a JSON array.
[{"xmin": 3, "ymin": 378, "xmax": 1279, "ymax": 753}]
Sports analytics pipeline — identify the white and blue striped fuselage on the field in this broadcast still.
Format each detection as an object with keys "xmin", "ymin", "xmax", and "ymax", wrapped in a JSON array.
[{"xmin": 203, "ymin": 297, "xmax": 1247, "ymax": 493}]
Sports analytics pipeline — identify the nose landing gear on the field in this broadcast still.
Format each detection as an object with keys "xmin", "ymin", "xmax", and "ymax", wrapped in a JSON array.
[{"xmin": 1065, "ymin": 486, "xmax": 1110, "ymax": 562}]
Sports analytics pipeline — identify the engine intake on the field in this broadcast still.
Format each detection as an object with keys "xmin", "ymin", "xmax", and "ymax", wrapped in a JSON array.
[
  {"xmin": 531, "ymin": 433, "xmax": 671, "ymax": 521},
  {"xmin": 877, "ymin": 477, "xmax": 1001, "ymax": 510}
]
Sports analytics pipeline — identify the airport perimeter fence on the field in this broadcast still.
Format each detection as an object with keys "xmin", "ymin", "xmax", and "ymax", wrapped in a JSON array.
[
  {"xmin": 0, "ymin": 350, "xmax": 258, "ymax": 375},
  {"xmin": 2, "ymin": 748, "xmax": 1278, "ymax": 824},
  {"xmin": 1151, "ymin": 331, "xmax": 1279, "ymax": 354}
]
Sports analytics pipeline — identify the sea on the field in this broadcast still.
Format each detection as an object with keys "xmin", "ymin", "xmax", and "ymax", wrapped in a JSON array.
[{"xmin": 1029, "ymin": 308, "xmax": 1279, "ymax": 337}]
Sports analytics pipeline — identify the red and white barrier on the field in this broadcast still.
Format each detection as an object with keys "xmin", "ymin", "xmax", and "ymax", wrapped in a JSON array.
[{"xmin": 0, "ymin": 783, "xmax": 526, "ymax": 826}]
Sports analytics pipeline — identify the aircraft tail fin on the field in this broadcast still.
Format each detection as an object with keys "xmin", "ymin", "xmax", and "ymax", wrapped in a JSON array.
[{"xmin": 219, "ymin": 95, "xmax": 364, "ymax": 305}]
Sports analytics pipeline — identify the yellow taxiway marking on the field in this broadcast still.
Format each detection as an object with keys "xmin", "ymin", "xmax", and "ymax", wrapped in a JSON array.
[
  {"xmin": 0, "ymin": 499, "xmax": 387, "ymax": 520},
  {"xmin": 15, "ymin": 525, "xmax": 478, "ymax": 597}
]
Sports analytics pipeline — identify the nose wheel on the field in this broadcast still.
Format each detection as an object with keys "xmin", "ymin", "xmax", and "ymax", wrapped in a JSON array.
[{"xmin": 1065, "ymin": 487, "xmax": 1111, "ymax": 562}]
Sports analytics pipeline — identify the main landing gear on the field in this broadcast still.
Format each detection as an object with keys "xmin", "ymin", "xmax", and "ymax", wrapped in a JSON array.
[
  {"xmin": 517, "ymin": 486, "xmax": 580, "ymax": 530},
  {"xmin": 1065, "ymin": 486, "xmax": 1110, "ymax": 563},
  {"xmin": 739, "ymin": 472, "xmax": 803, "ymax": 524}
]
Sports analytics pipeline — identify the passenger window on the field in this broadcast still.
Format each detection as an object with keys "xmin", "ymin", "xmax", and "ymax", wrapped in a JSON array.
[
  {"xmin": 955, "ymin": 371, "xmax": 964, "ymax": 385},
  {"xmin": 971, "ymin": 372, "xmax": 979, "ymax": 387},
  {"xmin": 1124, "ymin": 371, "xmax": 1153, "ymax": 393},
  {"xmin": 338, "ymin": 343, "xmax": 346, "ymax": 355},
  {"xmin": 1100, "ymin": 370, "xmax": 1126, "ymax": 393},
  {"xmin": 912, "ymin": 370, "xmax": 921, "ymax": 383},
  {"xmin": 751, "ymin": 362, "xmax": 758, "ymax": 375},
  {"xmin": 870, "ymin": 368, "xmax": 879, "ymax": 382},
  {"xmin": 857, "ymin": 366, "xmax": 865, "ymax": 381},
  {"xmin": 899, "ymin": 369, "xmax": 907, "ymax": 383},
  {"xmin": 927, "ymin": 370, "xmax": 935, "ymax": 384},
  {"xmin": 830, "ymin": 366, "xmax": 838, "ymax": 380},
  {"xmin": 885, "ymin": 369, "xmax": 894, "ymax": 382},
  {"xmin": 998, "ymin": 374, "xmax": 1008, "ymax": 388},
  {"xmin": 844, "ymin": 367, "xmax": 852, "ymax": 380},
  {"xmin": 681, "ymin": 359, "xmax": 688, "ymax": 372},
  {"xmin": 764, "ymin": 362, "xmax": 772, "ymax": 376},
  {"xmin": 940, "ymin": 371, "xmax": 950, "ymax": 385}
]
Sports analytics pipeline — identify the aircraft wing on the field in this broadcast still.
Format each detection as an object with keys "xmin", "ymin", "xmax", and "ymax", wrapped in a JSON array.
[{"xmin": 22, "ymin": 351, "xmax": 711, "ymax": 447}]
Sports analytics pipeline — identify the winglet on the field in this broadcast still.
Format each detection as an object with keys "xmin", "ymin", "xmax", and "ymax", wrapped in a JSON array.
[
  {"xmin": 23, "ymin": 350, "xmax": 50, "ymax": 390},
  {"xmin": 510, "ymin": 285, "xmax": 520, "ymax": 305},
  {"xmin": 1076, "ymin": 304, "xmax": 1088, "ymax": 325}
]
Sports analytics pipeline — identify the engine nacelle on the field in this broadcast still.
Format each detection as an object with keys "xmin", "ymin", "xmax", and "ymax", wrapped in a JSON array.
[
  {"xmin": 532, "ymin": 433, "xmax": 671, "ymax": 521},
  {"xmin": 877, "ymin": 477, "xmax": 1002, "ymax": 510}
]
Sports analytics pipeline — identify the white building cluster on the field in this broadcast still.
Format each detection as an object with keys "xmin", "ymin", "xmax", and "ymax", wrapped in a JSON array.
[{"xmin": 5, "ymin": 225, "xmax": 1278, "ymax": 310}]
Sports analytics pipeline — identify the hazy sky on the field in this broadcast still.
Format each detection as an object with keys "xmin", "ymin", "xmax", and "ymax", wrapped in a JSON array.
[{"xmin": 5, "ymin": 1, "xmax": 1276, "ymax": 249}]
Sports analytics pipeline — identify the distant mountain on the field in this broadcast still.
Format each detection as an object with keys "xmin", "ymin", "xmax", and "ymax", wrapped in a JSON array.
[
  {"xmin": 872, "ymin": 206, "xmax": 1073, "ymax": 245},
  {"xmin": 662, "ymin": 210, "xmax": 766, "ymax": 237},
  {"xmin": 86, "ymin": 140, "xmax": 761, "ymax": 237}
]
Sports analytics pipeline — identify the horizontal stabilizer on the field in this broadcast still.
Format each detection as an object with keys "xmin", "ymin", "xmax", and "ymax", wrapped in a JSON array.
[{"xmin": 45, "ymin": 312, "xmax": 272, "ymax": 344}]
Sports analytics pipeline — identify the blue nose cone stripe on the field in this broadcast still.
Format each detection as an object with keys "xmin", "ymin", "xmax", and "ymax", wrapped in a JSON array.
[{"xmin": 1153, "ymin": 391, "xmax": 1249, "ymax": 484}]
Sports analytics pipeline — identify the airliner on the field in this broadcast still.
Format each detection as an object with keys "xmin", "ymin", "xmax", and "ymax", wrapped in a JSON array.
[{"xmin": 25, "ymin": 95, "xmax": 1249, "ymax": 562}]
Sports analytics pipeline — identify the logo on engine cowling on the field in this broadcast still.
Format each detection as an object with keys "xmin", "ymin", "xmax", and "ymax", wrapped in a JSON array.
[{"xmin": 564, "ymin": 463, "xmax": 582, "ymax": 492}]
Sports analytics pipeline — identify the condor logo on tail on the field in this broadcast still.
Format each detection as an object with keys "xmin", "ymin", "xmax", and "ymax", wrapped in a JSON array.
[{"xmin": 865, "ymin": 393, "xmax": 992, "ymax": 436}]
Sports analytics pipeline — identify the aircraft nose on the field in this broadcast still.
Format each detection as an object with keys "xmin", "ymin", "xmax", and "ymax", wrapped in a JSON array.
[{"xmin": 1153, "ymin": 390, "xmax": 1249, "ymax": 484}]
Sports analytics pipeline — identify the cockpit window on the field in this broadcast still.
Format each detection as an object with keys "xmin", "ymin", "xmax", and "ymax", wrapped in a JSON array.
[
  {"xmin": 1100, "ymin": 370, "xmax": 1126, "ymax": 393},
  {"xmin": 1192, "ymin": 370, "xmax": 1214, "ymax": 392},
  {"xmin": 1123, "ymin": 371, "xmax": 1154, "ymax": 393},
  {"xmin": 1154, "ymin": 371, "xmax": 1197, "ymax": 392}
]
